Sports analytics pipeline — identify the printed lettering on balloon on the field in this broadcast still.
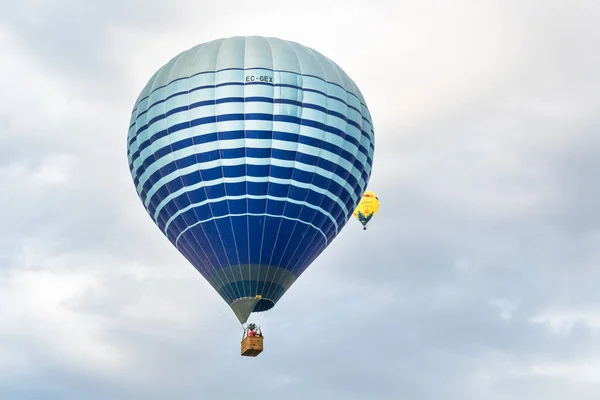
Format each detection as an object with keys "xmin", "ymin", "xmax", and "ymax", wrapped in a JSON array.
[{"xmin": 245, "ymin": 75, "xmax": 274, "ymax": 83}]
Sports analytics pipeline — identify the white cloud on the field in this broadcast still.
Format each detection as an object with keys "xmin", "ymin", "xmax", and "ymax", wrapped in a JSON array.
[
  {"xmin": 490, "ymin": 299, "xmax": 519, "ymax": 321},
  {"xmin": 532, "ymin": 361, "xmax": 600, "ymax": 384},
  {"xmin": 532, "ymin": 309, "xmax": 600, "ymax": 335},
  {"xmin": 2, "ymin": 0, "xmax": 600, "ymax": 398},
  {"xmin": 0, "ymin": 257, "xmax": 122, "ymax": 377}
]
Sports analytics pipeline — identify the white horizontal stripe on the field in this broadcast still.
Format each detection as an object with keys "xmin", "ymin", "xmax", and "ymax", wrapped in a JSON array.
[
  {"xmin": 187, "ymin": 88, "xmax": 218, "ymax": 104},
  {"xmin": 135, "ymin": 95, "xmax": 149, "ymax": 114},
  {"xmin": 131, "ymin": 118, "xmax": 276, "ymax": 172},
  {"xmin": 215, "ymin": 85, "xmax": 244, "ymax": 98},
  {"xmin": 222, "ymin": 157, "xmax": 270, "ymax": 166},
  {"xmin": 129, "ymin": 100, "xmax": 366, "ymax": 168},
  {"xmin": 164, "ymin": 77, "xmax": 194, "ymax": 98},
  {"xmin": 243, "ymin": 102, "xmax": 275, "ymax": 114},
  {"xmin": 150, "ymin": 174, "xmax": 349, "ymax": 222},
  {"xmin": 134, "ymin": 136, "xmax": 355, "ymax": 190},
  {"xmin": 131, "ymin": 120, "xmax": 365, "ymax": 179},
  {"xmin": 174, "ymin": 212, "xmax": 328, "ymax": 248},
  {"xmin": 140, "ymin": 156, "xmax": 358, "ymax": 208},
  {"xmin": 163, "ymin": 194, "xmax": 339, "ymax": 237},
  {"xmin": 278, "ymin": 86, "xmax": 302, "ymax": 101},
  {"xmin": 130, "ymin": 80, "xmax": 368, "ymax": 152},
  {"xmin": 135, "ymin": 140, "xmax": 365, "ymax": 201},
  {"xmin": 136, "ymin": 67, "xmax": 364, "ymax": 112},
  {"xmin": 214, "ymin": 69, "xmax": 245, "ymax": 83},
  {"xmin": 241, "ymin": 84, "xmax": 275, "ymax": 98},
  {"xmin": 132, "ymin": 98, "xmax": 361, "ymax": 156},
  {"xmin": 277, "ymin": 121, "xmax": 365, "ymax": 164},
  {"xmin": 130, "ymin": 119, "xmax": 368, "ymax": 189},
  {"xmin": 147, "ymin": 89, "xmax": 169, "ymax": 114}
]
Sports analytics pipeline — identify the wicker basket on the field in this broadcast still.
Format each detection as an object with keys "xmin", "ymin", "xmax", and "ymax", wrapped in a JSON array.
[{"xmin": 241, "ymin": 335, "xmax": 264, "ymax": 357}]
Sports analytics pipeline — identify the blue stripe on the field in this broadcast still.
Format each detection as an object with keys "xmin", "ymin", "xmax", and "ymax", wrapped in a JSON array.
[
  {"xmin": 141, "ymin": 161, "xmax": 362, "ymax": 226},
  {"xmin": 144, "ymin": 171, "xmax": 352, "ymax": 224},
  {"xmin": 162, "ymin": 193, "xmax": 340, "ymax": 236},
  {"xmin": 158, "ymin": 193, "xmax": 344, "ymax": 250},
  {"xmin": 130, "ymin": 123, "xmax": 370, "ymax": 192},
  {"xmin": 130, "ymin": 84, "xmax": 368, "ymax": 140},
  {"xmin": 150, "ymin": 173, "xmax": 350, "ymax": 224},
  {"xmin": 128, "ymin": 95, "xmax": 369, "ymax": 155},
  {"xmin": 175, "ymin": 211, "xmax": 328, "ymax": 246},
  {"xmin": 134, "ymin": 147, "xmax": 365, "ymax": 213},
  {"xmin": 175, "ymin": 215, "xmax": 328, "ymax": 279},
  {"xmin": 128, "ymin": 84, "xmax": 373, "ymax": 149},
  {"xmin": 129, "ymin": 125, "xmax": 370, "ymax": 186},
  {"xmin": 147, "ymin": 167, "xmax": 353, "ymax": 229},
  {"xmin": 160, "ymin": 185, "xmax": 346, "ymax": 237},
  {"xmin": 128, "ymin": 114, "xmax": 371, "ymax": 183},
  {"xmin": 131, "ymin": 67, "xmax": 370, "ymax": 120},
  {"xmin": 128, "ymin": 97, "xmax": 372, "ymax": 161},
  {"xmin": 150, "ymin": 188, "xmax": 348, "ymax": 247},
  {"xmin": 135, "ymin": 149, "xmax": 361, "ymax": 205},
  {"xmin": 130, "ymin": 127, "xmax": 369, "ymax": 188}
]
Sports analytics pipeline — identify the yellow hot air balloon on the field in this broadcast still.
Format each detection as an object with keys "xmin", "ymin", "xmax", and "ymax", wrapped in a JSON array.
[{"xmin": 353, "ymin": 191, "xmax": 380, "ymax": 230}]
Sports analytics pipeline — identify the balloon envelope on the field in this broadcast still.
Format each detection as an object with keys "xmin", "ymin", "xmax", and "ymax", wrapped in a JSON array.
[
  {"xmin": 353, "ymin": 190, "xmax": 380, "ymax": 228},
  {"xmin": 127, "ymin": 36, "xmax": 375, "ymax": 324}
]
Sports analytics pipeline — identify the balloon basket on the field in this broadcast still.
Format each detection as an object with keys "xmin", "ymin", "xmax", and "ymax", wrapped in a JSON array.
[{"xmin": 241, "ymin": 335, "xmax": 264, "ymax": 357}]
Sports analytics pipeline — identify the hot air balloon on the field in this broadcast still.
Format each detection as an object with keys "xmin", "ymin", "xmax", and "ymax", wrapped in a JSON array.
[
  {"xmin": 353, "ymin": 190, "xmax": 379, "ymax": 230},
  {"xmin": 126, "ymin": 36, "xmax": 376, "ymax": 345}
]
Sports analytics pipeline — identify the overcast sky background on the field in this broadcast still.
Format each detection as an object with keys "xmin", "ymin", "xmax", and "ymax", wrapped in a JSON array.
[{"xmin": 1, "ymin": 0, "xmax": 600, "ymax": 399}]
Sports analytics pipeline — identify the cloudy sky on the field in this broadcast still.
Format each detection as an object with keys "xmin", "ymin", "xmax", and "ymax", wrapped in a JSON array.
[{"xmin": 2, "ymin": 0, "xmax": 600, "ymax": 398}]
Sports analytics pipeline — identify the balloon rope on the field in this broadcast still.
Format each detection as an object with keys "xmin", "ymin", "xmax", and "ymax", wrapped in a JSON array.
[{"xmin": 201, "ymin": 291, "xmax": 245, "ymax": 331}]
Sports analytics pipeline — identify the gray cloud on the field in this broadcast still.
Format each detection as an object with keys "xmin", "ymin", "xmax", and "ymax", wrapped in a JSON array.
[{"xmin": 2, "ymin": 0, "xmax": 600, "ymax": 399}]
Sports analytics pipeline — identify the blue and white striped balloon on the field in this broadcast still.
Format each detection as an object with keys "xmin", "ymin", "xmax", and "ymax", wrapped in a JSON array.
[{"xmin": 127, "ymin": 36, "xmax": 375, "ymax": 324}]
